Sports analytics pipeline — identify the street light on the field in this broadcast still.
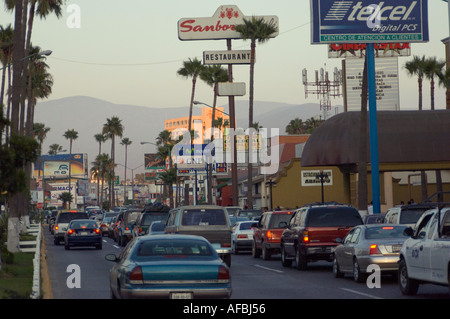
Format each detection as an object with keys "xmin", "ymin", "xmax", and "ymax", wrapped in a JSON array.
[
  {"xmin": 193, "ymin": 100, "xmax": 229, "ymax": 116},
  {"xmin": 0, "ymin": 49, "xmax": 53, "ymax": 71}
]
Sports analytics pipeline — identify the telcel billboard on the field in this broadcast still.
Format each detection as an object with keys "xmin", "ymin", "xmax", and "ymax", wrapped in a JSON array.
[{"xmin": 310, "ymin": 0, "xmax": 429, "ymax": 44}]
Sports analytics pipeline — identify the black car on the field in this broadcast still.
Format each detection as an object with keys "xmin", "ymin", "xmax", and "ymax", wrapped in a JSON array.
[{"xmin": 64, "ymin": 219, "xmax": 102, "ymax": 250}]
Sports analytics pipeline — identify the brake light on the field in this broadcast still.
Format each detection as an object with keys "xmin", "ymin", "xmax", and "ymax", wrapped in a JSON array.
[
  {"xmin": 237, "ymin": 234, "xmax": 248, "ymax": 239},
  {"xmin": 218, "ymin": 265, "xmax": 230, "ymax": 282},
  {"xmin": 138, "ymin": 227, "xmax": 143, "ymax": 234},
  {"xmin": 55, "ymin": 225, "xmax": 59, "ymax": 230},
  {"xmin": 370, "ymin": 244, "xmax": 381, "ymax": 255},
  {"xmin": 302, "ymin": 231, "xmax": 309, "ymax": 243},
  {"xmin": 129, "ymin": 266, "xmax": 143, "ymax": 284},
  {"xmin": 68, "ymin": 229, "xmax": 74, "ymax": 235},
  {"xmin": 94, "ymin": 228, "xmax": 100, "ymax": 234},
  {"xmin": 221, "ymin": 242, "xmax": 231, "ymax": 248},
  {"xmin": 266, "ymin": 230, "xmax": 272, "ymax": 239}
]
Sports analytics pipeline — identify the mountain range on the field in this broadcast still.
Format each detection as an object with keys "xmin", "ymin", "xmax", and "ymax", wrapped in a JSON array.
[{"xmin": 34, "ymin": 96, "xmax": 341, "ymax": 179}]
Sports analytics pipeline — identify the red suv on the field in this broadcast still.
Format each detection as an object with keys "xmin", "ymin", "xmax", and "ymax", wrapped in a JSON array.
[
  {"xmin": 280, "ymin": 203, "xmax": 363, "ymax": 270},
  {"xmin": 252, "ymin": 211, "xmax": 293, "ymax": 260}
]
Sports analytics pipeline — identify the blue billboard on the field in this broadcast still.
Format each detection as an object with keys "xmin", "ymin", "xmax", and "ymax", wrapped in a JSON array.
[{"xmin": 311, "ymin": 0, "xmax": 429, "ymax": 44}]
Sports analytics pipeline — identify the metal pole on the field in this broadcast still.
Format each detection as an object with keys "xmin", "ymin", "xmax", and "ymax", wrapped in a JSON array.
[{"xmin": 367, "ymin": 43, "xmax": 381, "ymax": 214}]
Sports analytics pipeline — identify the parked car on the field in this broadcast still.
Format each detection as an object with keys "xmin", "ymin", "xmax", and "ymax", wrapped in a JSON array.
[
  {"xmin": 105, "ymin": 234, "xmax": 231, "ymax": 299},
  {"xmin": 144, "ymin": 221, "xmax": 166, "ymax": 236},
  {"xmin": 384, "ymin": 203, "xmax": 437, "ymax": 228},
  {"xmin": 280, "ymin": 203, "xmax": 363, "ymax": 269},
  {"xmin": 333, "ymin": 224, "xmax": 409, "ymax": 282},
  {"xmin": 117, "ymin": 209, "xmax": 141, "ymax": 246},
  {"xmin": 54, "ymin": 210, "xmax": 89, "ymax": 245},
  {"xmin": 231, "ymin": 221, "xmax": 254, "ymax": 254},
  {"xmin": 252, "ymin": 210, "xmax": 293, "ymax": 260},
  {"xmin": 64, "ymin": 219, "xmax": 102, "ymax": 250},
  {"xmin": 132, "ymin": 209, "xmax": 170, "ymax": 238},
  {"xmin": 165, "ymin": 205, "xmax": 232, "ymax": 266},
  {"xmin": 398, "ymin": 207, "xmax": 450, "ymax": 295}
]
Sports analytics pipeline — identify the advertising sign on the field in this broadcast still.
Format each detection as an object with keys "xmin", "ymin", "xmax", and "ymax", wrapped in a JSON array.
[
  {"xmin": 37, "ymin": 153, "xmax": 87, "ymax": 178},
  {"xmin": 178, "ymin": 5, "xmax": 278, "ymax": 40},
  {"xmin": 301, "ymin": 170, "xmax": 333, "ymax": 186},
  {"xmin": 310, "ymin": 0, "xmax": 429, "ymax": 44},
  {"xmin": 328, "ymin": 42, "xmax": 411, "ymax": 58},
  {"xmin": 203, "ymin": 50, "xmax": 251, "ymax": 64},
  {"xmin": 344, "ymin": 57, "xmax": 399, "ymax": 111}
]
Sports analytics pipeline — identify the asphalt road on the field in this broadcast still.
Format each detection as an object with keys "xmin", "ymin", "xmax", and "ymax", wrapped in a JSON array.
[{"xmin": 43, "ymin": 228, "xmax": 449, "ymax": 300}]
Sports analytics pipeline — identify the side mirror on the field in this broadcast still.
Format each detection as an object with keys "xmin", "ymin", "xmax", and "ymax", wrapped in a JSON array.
[
  {"xmin": 105, "ymin": 254, "xmax": 119, "ymax": 262},
  {"xmin": 403, "ymin": 227, "xmax": 414, "ymax": 237}
]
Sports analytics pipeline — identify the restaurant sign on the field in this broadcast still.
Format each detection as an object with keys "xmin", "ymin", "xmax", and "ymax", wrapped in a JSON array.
[{"xmin": 178, "ymin": 5, "xmax": 279, "ymax": 40}]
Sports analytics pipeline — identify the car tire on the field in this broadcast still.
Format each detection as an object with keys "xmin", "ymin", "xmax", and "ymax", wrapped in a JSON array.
[
  {"xmin": 262, "ymin": 244, "xmax": 271, "ymax": 260},
  {"xmin": 54, "ymin": 237, "xmax": 59, "ymax": 245},
  {"xmin": 232, "ymin": 241, "xmax": 239, "ymax": 255},
  {"xmin": 252, "ymin": 240, "xmax": 261, "ymax": 258},
  {"xmin": 281, "ymin": 245, "xmax": 292, "ymax": 267},
  {"xmin": 332, "ymin": 256, "xmax": 344, "ymax": 278},
  {"xmin": 353, "ymin": 259, "xmax": 366, "ymax": 283},
  {"xmin": 398, "ymin": 258, "xmax": 419, "ymax": 295},
  {"xmin": 65, "ymin": 244, "xmax": 70, "ymax": 250},
  {"xmin": 96, "ymin": 244, "xmax": 102, "ymax": 250},
  {"xmin": 295, "ymin": 246, "xmax": 307, "ymax": 270}
]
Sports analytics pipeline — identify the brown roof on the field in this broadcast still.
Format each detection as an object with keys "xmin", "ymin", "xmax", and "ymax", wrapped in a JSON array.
[{"xmin": 301, "ymin": 110, "xmax": 450, "ymax": 167}]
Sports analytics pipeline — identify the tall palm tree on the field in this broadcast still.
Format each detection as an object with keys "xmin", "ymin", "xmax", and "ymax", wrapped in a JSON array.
[
  {"xmin": 235, "ymin": 17, "xmax": 277, "ymax": 208},
  {"xmin": 0, "ymin": 24, "xmax": 14, "ymax": 108},
  {"xmin": 200, "ymin": 65, "xmax": 228, "ymax": 204},
  {"xmin": 177, "ymin": 58, "xmax": 204, "ymax": 137},
  {"xmin": 94, "ymin": 132, "xmax": 107, "ymax": 203},
  {"xmin": 120, "ymin": 137, "xmax": 132, "ymax": 203},
  {"xmin": 103, "ymin": 116, "xmax": 124, "ymax": 208},
  {"xmin": 156, "ymin": 129, "xmax": 175, "ymax": 207},
  {"xmin": 32, "ymin": 122, "xmax": 49, "ymax": 154},
  {"xmin": 48, "ymin": 143, "xmax": 64, "ymax": 155},
  {"xmin": 404, "ymin": 55, "xmax": 428, "ymax": 200},
  {"xmin": 63, "ymin": 128, "xmax": 78, "ymax": 203},
  {"xmin": 91, "ymin": 153, "xmax": 113, "ymax": 210}
]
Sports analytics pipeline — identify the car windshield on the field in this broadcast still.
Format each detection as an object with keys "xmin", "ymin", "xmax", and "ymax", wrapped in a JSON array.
[
  {"xmin": 365, "ymin": 226, "xmax": 409, "ymax": 239},
  {"xmin": 136, "ymin": 239, "xmax": 213, "ymax": 256},
  {"xmin": 399, "ymin": 209, "xmax": 428, "ymax": 224},
  {"xmin": 70, "ymin": 220, "xmax": 98, "ymax": 229},
  {"xmin": 307, "ymin": 208, "xmax": 362, "ymax": 227},
  {"xmin": 182, "ymin": 209, "xmax": 227, "ymax": 226},
  {"xmin": 268, "ymin": 214, "xmax": 292, "ymax": 228}
]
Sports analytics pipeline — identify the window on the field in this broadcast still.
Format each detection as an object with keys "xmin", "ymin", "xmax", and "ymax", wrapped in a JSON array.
[
  {"xmin": 349, "ymin": 227, "xmax": 361, "ymax": 244},
  {"xmin": 181, "ymin": 209, "xmax": 227, "ymax": 226},
  {"xmin": 137, "ymin": 239, "xmax": 213, "ymax": 256}
]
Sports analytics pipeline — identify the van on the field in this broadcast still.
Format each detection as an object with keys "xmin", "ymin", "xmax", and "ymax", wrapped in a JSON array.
[
  {"xmin": 54, "ymin": 210, "xmax": 89, "ymax": 245},
  {"xmin": 165, "ymin": 205, "xmax": 232, "ymax": 266},
  {"xmin": 384, "ymin": 203, "xmax": 437, "ymax": 228}
]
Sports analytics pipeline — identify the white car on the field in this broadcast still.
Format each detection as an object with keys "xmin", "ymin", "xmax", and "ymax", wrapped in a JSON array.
[
  {"xmin": 398, "ymin": 207, "xmax": 450, "ymax": 296},
  {"xmin": 231, "ymin": 221, "xmax": 254, "ymax": 254}
]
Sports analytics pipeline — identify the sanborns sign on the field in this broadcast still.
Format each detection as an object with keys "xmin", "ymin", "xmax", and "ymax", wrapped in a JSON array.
[
  {"xmin": 310, "ymin": 0, "xmax": 429, "ymax": 44},
  {"xmin": 178, "ymin": 5, "xmax": 279, "ymax": 40}
]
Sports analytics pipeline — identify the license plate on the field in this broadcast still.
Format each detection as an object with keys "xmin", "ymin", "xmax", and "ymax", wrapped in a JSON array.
[
  {"xmin": 170, "ymin": 292, "xmax": 193, "ymax": 299},
  {"xmin": 80, "ymin": 232, "xmax": 88, "ymax": 236}
]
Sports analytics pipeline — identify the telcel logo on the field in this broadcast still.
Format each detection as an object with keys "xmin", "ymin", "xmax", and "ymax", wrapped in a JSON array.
[{"xmin": 347, "ymin": 1, "xmax": 417, "ymax": 22}]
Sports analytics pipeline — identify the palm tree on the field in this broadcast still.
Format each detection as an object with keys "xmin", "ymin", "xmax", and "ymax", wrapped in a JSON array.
[
  {"xmin": 404, "ymin": 55, "xmax": 426, "ymax": 110},
  {"xmin": 120, "ymin": 137, "xmax": 132, "ymax": 203},
  {"xmin": 58, "ymin": 191, "xmax": 73, "ymax": 209},
  {"xmin": 199, "ymin": 65, "xmax": 228, "ymax": 204},
  {"xmin": 63, "ymin": 128, "xmax": 78, "ymax": 202},
  {"xmin": 0, "ymin": 24, "xmax": 14, "ymax": 108},
  {"xmin": 103, "ymin": 116, "xmax": 124, "ymax": 208},
  {"xmin": 177, "ymin": 58, "xmax": 204, "ymax": 137},
  {"xmin": 235, "ymin": 17, "xmax": 277, "ymax": 208},
  {"xmin": 32, "ymin": 122, "xmax": 49, "ymax": 154},
  {"xmin": 285, "ymin": 118, "xmax": 305, "ymax": 134},
  {"xmin": 91, "ymin": 153, "xmax": 113, "ymax": 209},
  {"xmin": 48, "ymin": 143, "xmax": 64, "ymax": 155},
  {"xmin": 94, "ymin": 132, "xmax": 107, "ymax": 203}
]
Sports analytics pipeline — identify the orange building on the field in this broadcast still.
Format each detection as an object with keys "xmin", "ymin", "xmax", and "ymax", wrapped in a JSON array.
[{"xmin": 164, "ymin": 106, "xmax": 229, "ymax": 143}]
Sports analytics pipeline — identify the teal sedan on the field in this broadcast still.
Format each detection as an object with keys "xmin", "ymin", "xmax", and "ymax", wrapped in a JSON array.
[{"xmin": 105, "ymin": 234, "xmax": 232, "ymax": 299}]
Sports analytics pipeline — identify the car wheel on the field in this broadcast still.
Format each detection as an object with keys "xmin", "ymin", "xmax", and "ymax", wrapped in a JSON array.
[
  {"xmin": 252, "ymin": 240, "xmax": 261, "ymax": 258},
  {"xmin": 332, "ymin": 256, "xmax": 344, "ymax": 278},
  {"xmin": 65, "ymin": 244, "xmax": 70, "ymax": 250},
  {"xmin": 54, "ymin": 238, "xmax": 59, "ymax": 245},
  {"xmin": 96, "ymin": 244, "xmax": 102, "ymax": 250},
  {"xmin": 232, "ymin": 241, "xmax": 239, "ymax": 255},
  {"xmin": 262, "ymin": 244, "xmax": 271, "ymax": 260},
  {"xmin": 295, "ymin": 246, "xmax": 307, "ymax": 270},
  {"xmin": 398, "ymin": 258, "xmax": 419, "ymax": 295},
  {"xmin": 281, "ymin": 245, "xmax": 292, "ymax": 267},
  {"xmin": 353, "ymin": 259, "xmax": 366, "ymax": 283}
]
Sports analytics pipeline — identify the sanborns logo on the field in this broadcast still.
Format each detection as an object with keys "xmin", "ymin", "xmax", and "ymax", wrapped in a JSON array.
[{"xmin": 324, "ymin": 1, "xmax": 417, "ymax": 22}]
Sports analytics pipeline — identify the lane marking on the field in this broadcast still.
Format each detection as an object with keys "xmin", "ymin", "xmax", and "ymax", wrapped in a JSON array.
[
  {"xmin": 340, "ymin": 288, "xmax": 383, "ymax": 299},
  {"xmin": 254, "ymin": 264, "xmax": 284, "ymax": 273}
]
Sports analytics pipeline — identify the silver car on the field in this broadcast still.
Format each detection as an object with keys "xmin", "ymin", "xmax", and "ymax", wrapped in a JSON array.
[{"xmin": 333, "ymin": 224, "xmax": 409, "ymax": 282}]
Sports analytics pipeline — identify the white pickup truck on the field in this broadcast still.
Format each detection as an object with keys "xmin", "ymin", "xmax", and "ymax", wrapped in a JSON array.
[{"xmin": 398, "ymin": 207, "xmax": 450, "ymax": 295}]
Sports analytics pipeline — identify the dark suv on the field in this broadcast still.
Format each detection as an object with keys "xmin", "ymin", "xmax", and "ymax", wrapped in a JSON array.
[{"xmin": 280, "ymin": 203, "xmax": 363, "ymax": 269}]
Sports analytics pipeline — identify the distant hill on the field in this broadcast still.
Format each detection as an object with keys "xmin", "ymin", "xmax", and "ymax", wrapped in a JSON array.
[{"xmin": 34, "ymin": 96, "xmax": 340, "ymax": 179}]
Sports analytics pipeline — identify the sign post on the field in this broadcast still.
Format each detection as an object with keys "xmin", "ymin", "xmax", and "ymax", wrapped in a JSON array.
[{"xmin": 310, "ymin": 0, "xmax": 429, "ymax": 214}]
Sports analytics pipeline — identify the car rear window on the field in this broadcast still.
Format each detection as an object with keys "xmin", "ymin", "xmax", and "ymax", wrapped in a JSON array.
[
  {"xmin": 365, "ymin": 225, "xmax": 408, "ymax": 239},
  {"xmin": 57, "ymin": 213, "xmax": 88, "ymax": 223},
  {"xmin": 399, "ymin": 209, "xmax": 428, "ymax": 224},
  {"xmin": 307, "ymin": 208, "xmax": 362, "ymax": 227},
  {"xmin": 70, "ymin": 220, "xmax": 98, "ymax": 229},
  {"xmin": 268, "ymin": 213, "xmax": 292, "ymax": 228},
  {"xmin": 239, "ymin": 222, "xmax": 254, "ymax": 230},
  {"xmin": 182, "ymin": 209, "xmax": 227, "ymax": 226},
  {"xmin": 137, "ymin": 239, "xmax": 213, "ymax": 256},
  {"xmin": 141, "ymin": 212, "xmax": 169, "ymax": 225}
]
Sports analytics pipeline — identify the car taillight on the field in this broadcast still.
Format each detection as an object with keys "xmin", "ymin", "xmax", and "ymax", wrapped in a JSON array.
[
  {"xmin": 370, "ymin": 244, "xmax": 381, "ymax": 255},
  {"xmin": 237, "ymin": 234, "xmax": 248, "ymax": 239},
  {"xmin": 55, "ymin": 225, "xmax": 59, "ymax": 230},
  {"xmin": 68, "ymin": 229, "xmax": 74, "ymax": 235},
  {"xmin": 129, "ymin": 266, "xmax": 143, "ymax": 284},
  {"xmin": 218, "ymin": 265, "xmax": 230, "ymax": 282},
  {"xmin": 138, "ymin": 227, "xmax": 143, "ymax": 234},
  {"xmin": 94, "ymin": 228, "xmax": 100, "ymax": 234},
  {"xmin": 302, "ymin": 231, "xmax": 309, "ymax": 243},
  {"xmin": 266, "ymin": 230, "xmax": 272, "ymax": 239},
  {"xmin": 221, "ymin": 242, "xmax": 231, "ymax": 248}
]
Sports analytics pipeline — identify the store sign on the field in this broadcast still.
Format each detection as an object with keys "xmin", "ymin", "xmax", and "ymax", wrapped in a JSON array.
[
  {"xmin": 301, "ymin": 170, "xmax": 333, "ymax": 186},
  {"xmin": 345, "ymin": 57, "xmax": 399, "ymax": 111},
  {"xmin": 178, "ymin": 5, "xmax": 278, "ymax": 40},
  {"xmin": 310, "ymin": 0, "xmax": 429, "ymax": 44},
  {"xmin": 203, "ymin": 50, "xmax": 251, "ymax": 64},
  {"xmin": 328, "ymin": 42, "xmax": 411, "ymax": 58}
]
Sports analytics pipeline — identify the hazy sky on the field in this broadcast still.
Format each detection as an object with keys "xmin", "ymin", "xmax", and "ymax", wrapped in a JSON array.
[{"xmin": 1, "ymin": 0, "xmax": 449, "ymax": 111}]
